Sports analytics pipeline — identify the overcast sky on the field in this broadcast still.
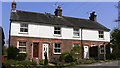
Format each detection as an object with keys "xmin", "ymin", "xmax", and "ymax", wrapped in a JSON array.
[{"xmin": 1, "ymin": 2, "xmax": 118, "ymax": 45}]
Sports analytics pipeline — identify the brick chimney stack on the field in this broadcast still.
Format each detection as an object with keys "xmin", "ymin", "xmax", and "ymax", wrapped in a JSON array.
[
  {"xmin": 89, "ymin": 11, "xmax": 97, "ymax": 21},
  {"xmin": 54, "ymin": 6, "xmax": 62, "ymax": 17},
  {"xmin": 12, "ymin": 0, "xmax": 16, "ymax": 12}
]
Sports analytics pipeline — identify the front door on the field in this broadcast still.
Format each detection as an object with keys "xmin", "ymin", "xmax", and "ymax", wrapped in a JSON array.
[
  {"xmin": 42, "ymin": 43, "xmax": 49, "ymax": 59},
  {"xmin": 84, "ymin": 45, "xmax": 89, "ymax": 59},
  {"xmin": 33, "ymin": 43, "xmax": 39, "ymax": 58}
]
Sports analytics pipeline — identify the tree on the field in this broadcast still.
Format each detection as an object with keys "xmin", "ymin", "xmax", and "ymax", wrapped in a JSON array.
[
  {"xmin": 7, "ymin": 46, "xmax": 19, "ymax": 60},
  {"xmin": 111, "ymin": 29, "xmax": 120, "ymax": 59}
]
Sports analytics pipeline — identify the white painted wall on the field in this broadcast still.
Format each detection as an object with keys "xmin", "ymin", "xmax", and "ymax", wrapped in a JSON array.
[
  {"xmin": 82, "ymin": 29, "xmax": 110, "ymax": 42},
  {"xmin": 10, "ymin": 22, "xmax": 110, "ymax": 42}
]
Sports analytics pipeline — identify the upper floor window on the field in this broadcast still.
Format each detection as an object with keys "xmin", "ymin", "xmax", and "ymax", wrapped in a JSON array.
[
  {"xmin": 54, "ymin": 27, "xmax": 61, "ymax": 35},
  {"xmin": 73, "ymin": 28, "xmax": 79, "ymax": 37},
  {"xmin": 18, "ymin": 41, "xmax": 26, "ymax": 53},
  {"xmin": 20, "ymin": 23, "xmax": 28, "ymax": 33},
  {"xmin": 54, "ymin": 43, "xmax": 61, "ymax": 54},
  {"xmin": 98, "ymin": 31, "xmax": 104, "ymax": 39}
]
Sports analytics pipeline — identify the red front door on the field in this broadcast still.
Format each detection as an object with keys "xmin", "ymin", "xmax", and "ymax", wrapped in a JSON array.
[{"xmin": 33, "ymin": 43, "xmax": 39, "ymax": 58}]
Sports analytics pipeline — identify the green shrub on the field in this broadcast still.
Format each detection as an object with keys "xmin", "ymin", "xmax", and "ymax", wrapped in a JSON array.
[
  {"xmin": 60, "ymin": 52, "xmax": 74, "ymax": 63},
  {"xmin": 75, "ymin": 58, "xmax": 96, "ymax": 64},
  {"xmin": 70, "ymin": 46, "xmax": 82, "ymax": 60},
  {"xmin": 106, "ymin": 53, "xmax": 116, "ymax": 60},
  {"xmin": 39, "ymin": 59, "xmax": 44, "ymax": 65},
  {"xmin": 16, "ymin": 53, "xmax": 27, "ymax": 61},
  {"xmin": 5, "ymin": 60, "xmax": 37, "ymax": 66},
  {"xmin": 7, "ymin": 46, "xmax": 19, "ymax": 60},
  {"xmin": 5, "ymin": 59, "xmax": 17, "ymax": 66}
]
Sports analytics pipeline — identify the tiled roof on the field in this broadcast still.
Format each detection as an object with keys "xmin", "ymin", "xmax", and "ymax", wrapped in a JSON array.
[{"xmin": 10, "ymin": 10, "xmax": 110, "ymax": 31}]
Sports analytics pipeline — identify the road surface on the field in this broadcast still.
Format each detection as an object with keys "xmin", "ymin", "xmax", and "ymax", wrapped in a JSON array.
[{"xmin": 65, "ymin": 60, "xmax": 120, "ymax": 68}]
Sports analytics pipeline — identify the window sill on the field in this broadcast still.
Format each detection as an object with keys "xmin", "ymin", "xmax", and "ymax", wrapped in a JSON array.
[
  {"xmin": 100, "ymin": 53, "xmax": 105, "ymax": 54},
  {"xmin": 19, "ymin": 52, "xmax": 27, "ymax": 53},
  {"xmin": 54, "ymin": 53, "xmax": 61, "ymax": 55},
  {"xmin": 18, "ymin": 32, "xmax": 28, "ymax": 34},
  {"xmin": 73, "ymin": 36, "xmax": 80, "ymax": 38},
  {"xmin": 98, "ymin": 38, "xmax": 104, "ymax": 40},
  {"xmin": 53, "ymin": 34, "xmax": 62, "ymax": 37}
]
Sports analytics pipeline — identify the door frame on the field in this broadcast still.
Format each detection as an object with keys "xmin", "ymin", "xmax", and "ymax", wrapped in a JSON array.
[
  {"xmin": 83, "ymin": 45, "xmax": 89, "ymax": 59},
  {"xmin": 42, "ymin": 43, "xmax": 49, "ymax": 59},
  {"xmin": 32, "ymin": 42, "xmax": 39, "ymax": 59}
]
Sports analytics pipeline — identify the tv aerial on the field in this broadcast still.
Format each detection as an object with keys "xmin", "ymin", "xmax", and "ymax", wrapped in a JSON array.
[{"xmin": 53, "ymin": 2, "xmax": 64, "ymax": 8}]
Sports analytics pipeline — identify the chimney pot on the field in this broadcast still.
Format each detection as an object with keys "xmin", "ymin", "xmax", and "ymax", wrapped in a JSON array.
[
  {"xmin": 12, "ymin": 0, "xmax": 16, "ymax": 12},
  {"xmin": 89, "ymin": 11, "xmax": 97, "ymax": 22},
  {"xmin": 54, "ymin": 6, "xmax": 62, "ymax": 17}
]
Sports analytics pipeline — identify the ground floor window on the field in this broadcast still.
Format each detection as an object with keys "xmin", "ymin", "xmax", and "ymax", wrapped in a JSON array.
[
  {"xmin": 54, "ymin": 43, "xmax": 61, "ymax": 54},
  {"xmin": 73, "ymin": 44, "xmax": 80, "ymax": 47},
  {"xmin": 18, "ymin": 41, "xmax": 26, "ymax": 53},
  {"xmin": 100, "ymin": 45, "xmax": 105, "ymax": 54}
]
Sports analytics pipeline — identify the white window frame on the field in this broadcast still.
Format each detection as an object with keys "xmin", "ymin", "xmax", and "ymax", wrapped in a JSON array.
[
  {"xmin": 54, "ymin": 43, "xmax": 61, "ymax": 54},
  {"xmin": 20, "ymin": 23, "xmax": 28, "ymax": 33},
  {"xmin": 98, "ymin": 31, "xmax": 104, "ymax": 39},
  {"xmin": 73, "ymin": 28, "xmax": 80, "ymax": 37},
  {"xmin": 73, "ymin": 44, "xmax": 80, "ymax": 47},
  {"xmin": 18, "ymin": 41, "xmax": 27, "ymax": 53},
  {"xmin": 54, "ymin": 27, "xmax": 61, "ymax": 36},
  {"xmin": 99, "ymin": 45, "xmax": 105, "ymax": 54}
]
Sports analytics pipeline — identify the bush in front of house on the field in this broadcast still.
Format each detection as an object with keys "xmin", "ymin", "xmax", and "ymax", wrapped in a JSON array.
[
  {"xmin": 16, "ymin": 53, "xmax": 27, "ymax": 61},
  {"xmin": 70, "ymin": 46, "xmax": 82, "ymax": 60},
  {"xmin": 39, "ymin": 59, "xmax": 44, "ymax": 65},
  {"xmin": 106, "ymin": 53, "xmax": 116, "ymax": 60},
  {"xmin": 7, "ymin": 46, "xmax": 19, "ymax": 60},
  {"xmin": 5, "ymin": 59, "xmax": 37, "ymax": 66},
  {"xmin": 5, "ymin": 59, "xmax": 18, "ymax": 66},
  {"xmin": 75, "ymin": 58, "xmax": 96, "ymax": 64},
  {"xmin": 59, "ymin": 52, "xmax": 74, "ymax": 63}
]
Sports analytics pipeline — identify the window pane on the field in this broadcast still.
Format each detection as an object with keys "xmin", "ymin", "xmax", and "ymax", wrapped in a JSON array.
[
  {"xmin": 74, "ymin": 44, "xmax": 80, "ymax": 47},
  {"xmin": 74, "ymin": 33, "xmax": 79, "ymax": 36},
  {"xmin": 19, "ymin": 47, "xmax": 26, "ymax": 52},
  {"xmin": 74, "ymin": 29, "xmax": 79, "ymax": 31},
  {"xmin": 54, "ymin": 49, "xmax": 58, "ymax": 53},
  {"xmin": 57, "ymin": 49, "xmax": 61, "ymax": 53},
  {"xmin": 20, "ymin": 24, "xmax": 28, "ymax": 32},
  {"xmin": 54, "ymin": 31, "xmax": 61, "ymax": 34},
  {"xmin": 19, "ymin": 41, "xmax": 26, "ymax": 46},
  {"xmin": 99, "ymin": 35, "xmax": 104, "ymax": 38},
  {"xmin": 19, "ymin": 41, "xmax": 26, "ymax": 53},
  {"xmin": 54, "ymin": 27, "xmax": 60, "ymax": 30},
  {"xmin": 54, "ymin": 49, "xmax": 61, "ymax": 53},
  {"xmin": 20, "ymin": 28, "xmax": 24, "ymax": 32},
  {"xmin": 73, "ymin": 28, "xmax": 79, "ymax": 36},
  {"xmin": 54, "ymin": 27, "xmax": 61, "ymax": 35},
  {"xmin": 54, "ymin": 43, "xmax": 61, "ymax": 53},
  {"xmin": 24, "ymin": 29, "xmax": 28, "ymax": 32},
  {"xmin": 99, "ymin": 31, "xmax": 104, "ymax": 38}
]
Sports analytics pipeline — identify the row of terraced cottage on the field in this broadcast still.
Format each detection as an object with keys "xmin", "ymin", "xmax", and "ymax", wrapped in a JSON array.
[{"xmin": 9, "ymin": 1, "xmax": 110, "ymax": 63}]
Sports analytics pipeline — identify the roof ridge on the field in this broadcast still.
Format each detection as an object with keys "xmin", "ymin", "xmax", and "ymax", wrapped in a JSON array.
[{"xmin": 16, "ymin": 10, "xmax": 46, "ymax": 15}]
